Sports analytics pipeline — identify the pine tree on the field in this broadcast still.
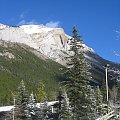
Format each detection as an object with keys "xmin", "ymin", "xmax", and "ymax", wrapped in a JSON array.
[
  {"xmin": 42, "ymin": 98, "xmax": 50, "ymax": 120},
  {"xmin": 36, "ymin": 81, "xmax": 47, "ymax": 102},
  {"xmin": 64, "ymin": 26, "xmax": 92, "ymax": 119},
  {"xmin": 15, "ymin": 80, "xmax": 30, "ymax": 120},
  {"xmin": 101, "ymin": 79, "xmax": 107, "ymax": 102},
  {"xmin": 28, "ymin": 93, "xmax": 48, "ymax": 120},
  {"xmin": 57, "ymin": 90, "xmax": 64, "ymax": 120},
  {"xmin": 35, "ymin": 98, "xmax": 50, "ymax": 120},
  {"xmin": 36, "ymin": 81, "xmax": 50, "ymax": 119},
  {"xmin": 110, "ymin": 85, "xmax": 118, "ymax": 103},
  {"xmin": 116, "ymin": 81, "xmax": 120, "ymax": 101},
  {"xmin": 87, "ymin": 85, "xmax": 97, "ymax": 119},
  {"xmin": 28, "ymin": 92, "xmax": 37, "ymax": 119},
  {"xmin": 28, "ymin": 92, "xmax": 50, "ymax": 120},
  {"xmin": 61, "ymin": 90, "xmax": 71, "ymax": 120},
  {"xmin": 95, "ymin": 86, "xmax": 104, "ymax": 117}
]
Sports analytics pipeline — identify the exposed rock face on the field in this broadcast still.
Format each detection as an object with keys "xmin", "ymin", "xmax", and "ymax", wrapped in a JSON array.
[
  {"xmin": 0, "ymin": 52, "xmax": 15, "ymax": 59},
  {"xmin": 0, "ymin": 24, "xmax": 95, "ymax": 65}
]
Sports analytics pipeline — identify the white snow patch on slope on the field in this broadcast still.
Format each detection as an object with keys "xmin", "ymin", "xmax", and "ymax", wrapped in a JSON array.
[
  {"xmin": 0, "ymin": 52, "xmax": 15, "ymax": 59},
  {"xmin": 20, "ymin": 25, "xmax": 53, "ymax": 34},
  {"xmin": 0, "ymin": 26, "xmax": 39, "ymax": 49},
  {"xmin": 0, "ymin": 24, "xmax": 8, "ymax": 29},
  {"xmin": 82, "ymin": 44, "xmax": 95, "ymax": 53}
]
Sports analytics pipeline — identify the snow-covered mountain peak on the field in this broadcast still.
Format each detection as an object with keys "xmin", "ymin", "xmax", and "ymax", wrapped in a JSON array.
[
  {"xmin": 0, "ymin": 23, "xmax": 8, "ymax": 29},
  {"xmin": 20, "ymin": 24, "xmax": 54, "ymax": 34},
  {"xmin": 0, "ymin": 23, "xmax": 95, "ymax": 65}
]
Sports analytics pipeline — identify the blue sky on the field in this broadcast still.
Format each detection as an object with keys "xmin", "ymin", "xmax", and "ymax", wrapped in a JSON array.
[{"xmin": 0, "ymin": 0, "xmax": 120, "ymax": 63}]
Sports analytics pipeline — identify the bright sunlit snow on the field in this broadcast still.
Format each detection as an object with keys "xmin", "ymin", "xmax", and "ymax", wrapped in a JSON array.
[
  {"xmin": 0, "ymin": 106, "xmax": 13, "ymax": 112},
  {"xmin": 20, "ymin": 25, "xmax": 53, "ymax": 34}
]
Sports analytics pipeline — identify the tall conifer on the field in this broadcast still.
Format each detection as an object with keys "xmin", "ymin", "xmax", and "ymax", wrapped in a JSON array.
[
  {"xmin": 64, "ymin": 26, "xmax": 92, "ymax": 119},
  {"xmin": 15, "ymin": 80, "xmax": 29, "ymax": 120}
]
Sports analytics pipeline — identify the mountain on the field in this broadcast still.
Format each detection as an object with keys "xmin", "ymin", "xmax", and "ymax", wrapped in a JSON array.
[
  {"xmin": 0, "ymin": 24, "xmax": 94, "ymax": 65},
  {"xmin": 0, "ymin": 23, "xmax": 120, "ymax": 104},
  {"xmin": 0, "ymin": 40, "xmax": 63, "ymax": 105}
]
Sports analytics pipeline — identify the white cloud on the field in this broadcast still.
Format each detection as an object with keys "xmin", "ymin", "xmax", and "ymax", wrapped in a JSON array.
[
  {"xmin": 114, "ymin": 51, "xmax": 120, "ymax": 57},
  {"xmin": 19, "ymin": 11, "xmax": 28, "ymax": 19},
  {"xmin": 17, "ymin": 19, "xmax": 61, "ymax": 28},
  {"xmin": 20, "ymin": 13, "xmax": 24, "ymax": 19},
  {"xmin": 115, "ymin": 30, "xmax": 120, "ymax": 34},
  {"xmin": 116, "ymin": 30, "xmax": 120, "ymax": 38},
  {"xmin": 18, "ymin": 11, "xmax": 60, "ymax": 28},
  {"xmin": 17, "ymin": 20, "xmax": 39, "ymax": 26},
  {"xmin": 45, "ymin": 21, "xmax": 60, "ymax": 28}
]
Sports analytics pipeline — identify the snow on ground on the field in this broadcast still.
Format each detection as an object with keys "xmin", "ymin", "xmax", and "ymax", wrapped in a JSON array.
[
  {"xmin": 0, "ymin": 106, "xmax": 13, "ymax": 112},
  {"xmin": 0, "ymin": 101, "xmax": 58, "ymax": 112},
  {"xmin": 36, "ymin": 101, "xmax": 58, "ymax": 108}
]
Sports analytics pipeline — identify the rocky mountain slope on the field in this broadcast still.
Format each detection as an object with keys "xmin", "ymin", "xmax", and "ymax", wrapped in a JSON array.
[{"xmin": 0, "ymin": 24, "xmax": 94, "ymax": 65}]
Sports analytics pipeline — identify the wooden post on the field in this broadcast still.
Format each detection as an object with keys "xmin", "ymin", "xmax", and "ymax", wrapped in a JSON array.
[{"xmin": 105, "ymin": 64, "xmax": 109, "ymax": 113}]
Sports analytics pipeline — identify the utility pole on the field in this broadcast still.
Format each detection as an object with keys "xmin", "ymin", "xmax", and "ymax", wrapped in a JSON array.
[
  {"xmin": 13, "ymin": 96, "xmax": 15, "ymax": 120},
  {"xmin": 11, "ymin": 92, "xmax": 15, "ymax": 120},
  {"xmin": 105, "ymin": 64, "xmax": 109, "ymax": 113}
]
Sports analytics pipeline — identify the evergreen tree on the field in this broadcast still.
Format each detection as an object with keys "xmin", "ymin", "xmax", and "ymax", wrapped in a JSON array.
[
  {"xmin": 61, "ymin": 90, "xmax": 71, "ymax": 120},
  {"xmin": 95, "ymin": 86, "xmax": 104, "ymax": 117},
  {"xmin": 28, "ymin": 92, "xmax": 50, "ymax": 120},
  {"xmin": 101, "ymin": 79, "xmax": 107, "ymax": 102},
  {"xmin": 36, "ymin": 81, "xmax": 50, "ymax": 119},
  {"xmin": 110, "ymin": 85, "xmax": 118, "ymax": 103},
  {"xmin": 13, "ymin": 80, "xmax": 50, "ymax": 120},
  {"xmin": 64, "ymin": 26, "xmax": 92, "ymax": 119},
  {"xmin": 35, "ymin": 98, "xmax": 50, "ymax": 120},
  {"xmin": 57, "ymin": 90, "xmax": 64, "ymax": 120},
  {"xmin": 36, "ymin": 81, "xmax": 47, "ymax": 102},
  {"xmin": 15, "ymin": 80, "xmax": 30, "ymax": 120},
  {"xmin": 116, "ymin": 81, "xmax": 120, "ymax": 101},
  {"xmin": 42, "ymin": 98, "xmax": 50, "ymax": 119},
  {"xmin": 87, "ymin": 85, "xmax": 97, "ymax": 119},
  {"xmin": 28, "ymin": 92, "xmax": 37, "ymax": 120}
]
